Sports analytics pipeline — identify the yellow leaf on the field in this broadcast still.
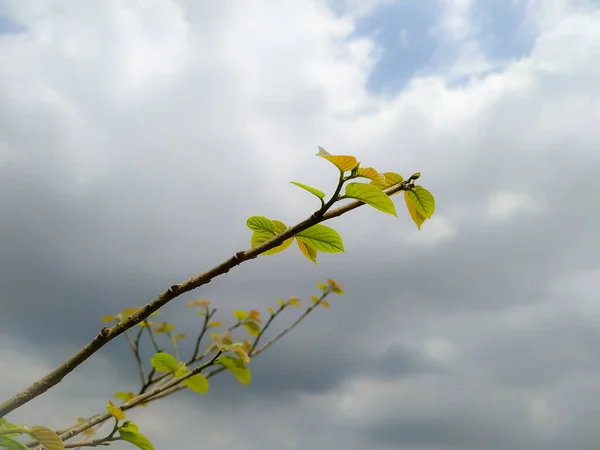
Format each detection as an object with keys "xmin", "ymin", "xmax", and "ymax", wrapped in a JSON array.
[
  {"xmin": 327, "ymin": 279, "xmax": 344, "ymax": 294},
  {"xmin": 405, "ymin": 186, "xmax": 435, "ymax": 218},
  {"xmin": 249, "ymin": 309, "xmax": 261, "ymax": 322},
  {"xmin": 316, "ymin": 146, "xmax": 358, "ymax": 172},
  {"xmin": 356, "ymin": 167, "xmax": 385, "ymax": 183},
  {"xmin": 317, "ymin": 282, "xmax": 327, "ymax": 291},
  {"xmin": 114, "ymin": 392, "xmax": 136, "ymax": 402},
  {"xmin": 311, "ymin": 296, "xmax": 319, "ymax": 303},
  {"xmin": 370, "ymin": 172, "xmax": 404, "ymax": 194},
  {"xmin": 155, "ymin": 322, "xmax": 175, "ymax": 333},
  {"xmin": 268, "ymin": 306, "xmax": 275, "ymax": 315},
  {"xmin": 244, "ymin": 321, "xmax": 261, "ymax": 337},
  {"xmin": 277, "ymin": 299, "xmax": 285, "ymax": 306},
  {"xmin": 121, "ymin": 307, "xmax": 140, "ymax": 317},
  {"xmin": 404, "ymin": 191, "xmax": 427, "ymax": 230},
  {"xmin": 288, "ymin": 298, "xmax": 301, "ymax": 308},
  {"xmin": 101, "ymin": 315, "xmax": 115, "ymax": 323},
  {"xmin": 106, "ymin": 400, "xmax": 125, "ymax": 420},
  {"xmin": 235, "ymin": 348, "xmax": 251, "ymax": 363},
  {"xmin": 296, "ymin": 239, "xmax": 318, "ymax": 264},
  {"xmin": 187, "ymin": 298, "xmax": 210, "ymax": 308},
  {"xmin": 150, "ymin": 311, "xmax": 160, "ymax": 316},
  {"xmin": 243, "ymin": 339, "xmax": 252, "ymax": 352},
  {"xmin": 321, "ymin": 301, "xmax": 330, "ymax": 309},
  {"xmin": 30, "ymin": 426, "xmax": 65, "ymax": 450},
  {"xmin": 172, "ymin": 333, "xmax": 186, "ymax": 343},
  {"xmin": 208, "ymin": 321, "xmax": 222, "ymax": 328},
  {"xmin": 138, "ymin": 321, "xmax": 156, "ymax": 328}
]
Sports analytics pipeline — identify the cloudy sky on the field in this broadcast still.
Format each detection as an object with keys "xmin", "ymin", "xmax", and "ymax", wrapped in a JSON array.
[{"xmin": 1, "ymin": 0, "xmax": 600, "ymax": 449}]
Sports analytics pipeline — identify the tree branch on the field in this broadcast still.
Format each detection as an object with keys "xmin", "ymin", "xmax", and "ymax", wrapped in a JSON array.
[{"xmin": 0, "ymin": 180, "xmax": 412, "ymax": 418}]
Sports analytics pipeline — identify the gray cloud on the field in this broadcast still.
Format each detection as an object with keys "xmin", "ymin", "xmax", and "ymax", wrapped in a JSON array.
[{"xmin": 1, "ymin": 1, "xmax": 600, "ymax": 450}]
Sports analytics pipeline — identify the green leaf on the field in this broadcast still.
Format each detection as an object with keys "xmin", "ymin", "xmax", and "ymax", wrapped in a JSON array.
[
  {"xmin": 243, "ymin": 321, "xmax": 261, "ymax": 337},
  {"xmin": 118, "ymin": 422, "xmax": 154, "ymax": 450},
  {"xmin": 295, "ymin": 224, "xmax": 344, "ymax": 253},
  {"xmin": 233, "ymin": 310, "xmax": 248, "ymax": 321},
  {"xmin": 405, "ymin": 186, "xmax": 435, "ymax": 218},
  {"xmin": 296, "ymin": 239, "xmax": 318, "ymax": 264},
  {"xmin": 0, "ymin": 436, "xmax": 29, "ymax": 450},
  {"xmin": 289, "ymin": 182, "xmax": 325, "ymax": 200},
  {"xmin": 316, "ymin": 147, "xmax": 359, "ymax": 173},
  {"xmin": 246, "ymin": 216, "xmax": 275, "ymax": 233},
  {"xmin": 150, "ymin": 352, "xmax": 179, "ymax": 374},
  {"xmin": 0, "ymin": 421, "xmax": 22, "ymax": 438},
  {"xmin": 30, "ymin": 426, "xmax": 64, "ymax": 450},
  {"xmin": 217, "ymin": 355, "xmax": 252, "ymax": 385},
  {"xmin": 181, "ymin": 373, "xmax": 209, "ymax": 395},
  {"xmin": 344, "ymin": 182, "xmax": 397, "ymax": 216},
  {"xmin": 250, "ymin": 219, "xmax": 294, "ymax": 256}
]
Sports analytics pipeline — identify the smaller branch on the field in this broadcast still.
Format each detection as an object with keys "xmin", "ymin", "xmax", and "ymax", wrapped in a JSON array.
[
  {"xmin": 144, "ymin": 321, "xmax": 161, "ymax": 353},
  {"xmin": 123, "ymin": 329, "xmax": 146, "ymax": 386},
  {"xmin": 189, "ymin": 307, "xmax": 216, "ymax": 364},
  {"xmin": 251, "ymin": 290, "xmax": 330, "ymax": 358}
]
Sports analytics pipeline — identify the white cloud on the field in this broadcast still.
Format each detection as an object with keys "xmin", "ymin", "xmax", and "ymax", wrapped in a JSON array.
[{"xmin": 486, "ymin": 191, "xmax": 536, "ymax": 222}]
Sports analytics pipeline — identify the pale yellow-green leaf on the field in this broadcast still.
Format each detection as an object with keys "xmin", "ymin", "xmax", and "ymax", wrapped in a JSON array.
[
  {"xmin": 106, "ymin": 401, "xmax": 125, "ymax": 420},
  {"xmin": 118, "ymin": 423, "xmax": 154, "ymax": 450},
  {"xmin": 234, "ymin": 310, "xmax": 248, "ymax": 321},
  {"xmin": 288, "ymin": 298, "xmax": 301, "ymax": 308},
  {"xmin": 296, "ymin": 224, "xmax": 344, "ymax": 253},
  {"xmin": 101, "ymin": 315, "xmax": 115, "ymax": 323},
  {"xmin": 405, "ymin": 186, "xmax": 435, "ymax": 218},
  {"xmin": 187, "ymin": 298, "xmax": 210, "ymax": 308},
  {"xmin": 321, "ymin": 301, "xmax": 330, "ymax": 309},
  {"xmin": 243, "ymin": 321, "xmax": 261, "ymax": 337},
  {"xmin": 289, "ymin": 181, "xmax": 325, "ymax": 199},
  {"xmin": 296, "ymin": 239, "xmax": 318, "ymax": 264},
  {"xmin": 150, "ymin": 352, "xmax": 179, "ymax": 373},
  {"xmin": 250, "ymin": 219, "xmax": 294, "ymax": 256},
  {"xmin": 356, "ymin": 167, "xmax": 385, "ymax": 183},
  {"xmin": 345, "ymin": 182, "xmax": 397, "ymax": 216},
  {"xmin": 316, "ymin": 146, "xmax": 358, "ymax": 172},
  {"xmin": 181, "ymin": 373, "xmax": 209, "ymax": 395},
  {"xmin": 217, "ymin": 355, "xmax": 252, "ymax": 385},
  {"xmin": 172, "ymin": 333, "xmax": 186, "ymax": 343},
  {"xmin": 30, "ymin": 426, "xmax": 64, "ymax": 450},
  {"xmin": 370, "ymin": 172, "xmax": 404, "ymax": 195}
]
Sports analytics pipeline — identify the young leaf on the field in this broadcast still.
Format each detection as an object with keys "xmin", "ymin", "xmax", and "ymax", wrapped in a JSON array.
[
  {"xmin": 150, "ymin": 352, "xmax": 179, "ymax": 374},
  {"xmin": 106, "ymin": 401, "xmax": 125, "ymax": 420},
  {"xmin": 243, "ymin": 321, "xmax": 261, "ymax": 337},
  {"xmin": 321, "ymin": 301, "xmax": 330, "ymax": 309},
  {"xmin": 355, "ymin": 167, "xmax": 385, "ymax": 183},
  {"xmin": 118, "ymin": 422, "xmax": 154, "ymax": 450},
  {"xmin": 0, "ymin": 436, "xmax": 29, "ymax": 450},
  {"xmin": 0, "ymin": 420, "xmax": 22, "ymax": 438},
  {"xmin": 288, "ymin": 298, "xmax": 301, "ymax": 307},
  {"xmin": 345, "ymin": 182, "xmax": 397, "ymax": 216},
  {"xmin": 101, "ymin": 315, "xmax": 116, "ymax": 323},
  {"xmin": 155, "ymin": 322, "xmax": 175, "ymax": 333},
  {"xmin": 114, "ymin": 392, "xmax": 136, "ymax": 402},
  {"xmin": 370, "ymin": 172, "xmax": 404, "ymax": 194},
  {"xmin": 249, "ymin": 309, "xmax": 261, "ymax": 322},
  {"xmin": 404, "ymin": 193, "xmax": 427, "ymax": 229},
  {"xmin": 296, "ymin": 239, "xmax": 318, "ymax": 264},
  {"xmin": 181, "ymin": 374, "xmax": 209, "ymax": 395},
  {"xmin": 30, "ymin": 426, "xmax": 64, "ymax": 450},
  {"xmin": 268, "ymin": 306, "xmax": 275, "ymax": 315},
  {"xmin": 405, "ymin": 186, "xmax": 435, "ymax": 218},
  {"xmin": 289, "ymin": 182, "xmax": 325, "ymax": 200},
  {"xmin": 172, "ymin": 333, "xmax": 186, "ymax": 343},
  {"xmin": 121, "ymin": 307, "xmax": 140, "ymax": 317},
  {"xmin": 311, "ymin": 295, "xmax": 319, "ymax": 303},
  {"xmin": 217, "ymin": 355, "xmax": 252, "ymax": 385},
  {"xmin": 233, "ymin": 310, "xmax": 249, "ymax": 321},
  {"xmin": 317, "ymin": 282, "xmax": 327, "ymax": 291},
  {"xmin": 316, "ymin": 146, "xmax": 358, "ymax": 173},
  {"xmin": 250, "ymin": 219, "xmax": 294, "ymax": 255},
  {"xmin": 246, "ymin": 216, "xmax": 275, "ymax": 233},
  {"xmin": 208, "ymin": 321, "xmax": 222, "ymax": 328},
  {"xmin": 187, "ymin": 298, "xmax": 210, "ymax": 308},
  {"xmin": 296, "ymin": 224, "xmax": 344, "ymax": 253}
]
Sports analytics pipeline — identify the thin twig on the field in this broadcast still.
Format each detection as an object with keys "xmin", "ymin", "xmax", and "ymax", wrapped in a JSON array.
[{"xmin": 1, "ymin": 180, "xmax": 413, "ymax": 418}]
